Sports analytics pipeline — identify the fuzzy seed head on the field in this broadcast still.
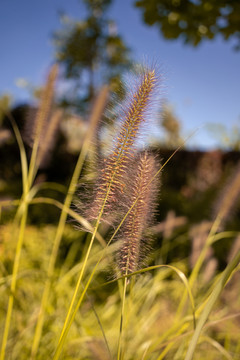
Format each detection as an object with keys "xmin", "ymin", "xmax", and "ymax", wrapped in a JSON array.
[
  {"xmin": 33, "ymin": 64, "xmax": 58, "ymax": 143},
  {"xmin": 87, "ymin": 68, "xmax": 158, "ymax": 222},
  {"xmin": 117, "ymin": 151, "xmax": 160, "ymax": 275}
]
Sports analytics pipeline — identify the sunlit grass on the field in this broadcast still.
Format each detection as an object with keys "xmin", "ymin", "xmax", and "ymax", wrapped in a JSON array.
[
  {"xmin": 0, "ymin": 64, "xmax": 239, "ymax": 360},
  {"xmin": 0, "ymin": 222, "xmax": 239, "ymax": 359}
]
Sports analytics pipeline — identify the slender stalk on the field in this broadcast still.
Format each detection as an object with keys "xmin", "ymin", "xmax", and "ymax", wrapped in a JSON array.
[
  {"xmin": 184, "ymin": 250, "xmax": 240, "ymax": 360},
  {"xmin": 5, "ymin": 111, "xmax": 28, "ymax": 192},
  {"xmin": 176, "ymin": 214, "xmax": 222, "ymax": 318},
  {"xmin": 54, "ymin": 74, "xmax": 196, "ymax": 360},
  {"xmin": 53, "ymin": 143, "xmax": 185, "ymax": 359},
  {"xmin": 53, "ymin": 69, "xmax": 158, "ymax": 358},
  {"xmin": 52, "ymin": 191, "xmax": 138, "ymax": 360},
  {"xmin": 0, "ymin": 203, "xmax": 28, "ymax": 360},
  {"xmin": 53, "ymin": 176, "xmax": 114, "ymax": 360},
  {"xmin": 117, "ymin": 277, "xmax": 128, "ymax": 360},
  {"xmin": 28, "ymin": 65, "xmax": 58, "ymax": 186},
  {"xmin": 1, "ymin": 65, "xmax": 57, "ymax": 359},
  {"xmin": 30, "ymin": 143, "xmax": 93, "ymax": 358},
  {"xmin": 30, "ymin": 86, "xmax": 108, "ymax": 358},
  {"xmin": 54, "ymin": 156, "xmax": 133, "ymax": 358},
  {"xmin": 188, "ymin": 216, "xmax": 222, "ymax": 287}
]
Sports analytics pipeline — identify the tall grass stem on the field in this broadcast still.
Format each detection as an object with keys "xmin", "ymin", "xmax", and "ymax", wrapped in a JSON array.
[
  {"xmin": 30, "ymin": 86, "xmax": 109, "ymax": 358},
  {"xmin": 52, "ymin": 144, "xmax": 188, "ymax": 358},
  {"xmin": 184, "ymin": 250, "xmax": 240, "ymax": 360},
  {"xmin": 117, "ymin": 277, "xmax": 128, "ymax": 360}
]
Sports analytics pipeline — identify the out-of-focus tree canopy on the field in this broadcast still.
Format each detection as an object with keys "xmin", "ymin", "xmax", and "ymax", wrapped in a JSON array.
[
  {"xmin": 54, "ymin": 0, "xmax": 131, "ymax": 113},
  {"xmin": 135, "ymin": 0, "xmax": 240, "ymax": 49}
]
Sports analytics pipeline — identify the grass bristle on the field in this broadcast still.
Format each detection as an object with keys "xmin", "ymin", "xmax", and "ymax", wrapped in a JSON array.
[
  {"xmin": 32, "ymin": 64, "xmax": 58, "ymax": 144},
  {"xmin": 86, "ymin": 68, "xmax": 158, "ymax": 223},
  {"xmin": 117, "ymin": 151, "xmax": 160, "ymax": 275}
]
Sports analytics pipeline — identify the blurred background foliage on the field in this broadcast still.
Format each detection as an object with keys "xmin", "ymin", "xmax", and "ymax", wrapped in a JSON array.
[
  {"xmin": 135, "ymin": 0, "xmax": 240, "ymax": 49},
  {"xmin": 53, "ymin": 0, "xmax": 131, "ymax": 114}
]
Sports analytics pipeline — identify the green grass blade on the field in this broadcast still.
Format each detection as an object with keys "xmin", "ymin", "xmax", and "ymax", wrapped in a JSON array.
[
  {"xmin": 5, "ymin": 111, "xmax": 28, "ymax": 193},
  {"xmin": 117, "ymin": 276, "xmax": 128, "ymax": 360},
  {"xmin": 30, "ymin": 86, "xmax": 109, "ymax": 359},
  {"xmin": 52, "ymin": 129, "xmax": 197, "ymax": 359},
  {"xmin": 0, "ymin": 204, "xmax": 28, "ymax": 360},
  {"xmin": 200, "ymin": 336, "xmax": 233, "ymax": 360},
  {"xmin": 97, "ymin": 264, "xmax": 196, "ymax": 330},
  {"xmin": 0, "ymin": 113, "xmax": 29, "ymax": 359},
  {"xmin": 184, "ymin": 250, "xmax": 240, "ymax": 360}
]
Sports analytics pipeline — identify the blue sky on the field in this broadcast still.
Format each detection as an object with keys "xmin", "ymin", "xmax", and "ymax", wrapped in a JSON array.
[{"xmin": 1, "ymin": 0, "xmax": 240, "ymax": 149}]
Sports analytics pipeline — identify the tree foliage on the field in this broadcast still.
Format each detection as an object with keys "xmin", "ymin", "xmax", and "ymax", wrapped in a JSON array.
[
  {"xmin": 54, "ymin": 0, "xmax": 131, "ymax": 112},
  {"xmin": 135, "ymin": 0, "xmax": 240, "ymax": 48}
]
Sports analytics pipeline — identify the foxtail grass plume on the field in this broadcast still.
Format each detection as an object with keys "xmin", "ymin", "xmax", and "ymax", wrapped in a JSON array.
[
  {"xmin": 117, "ymin": 151, "xmax": 160, "ymax": 276},
  {"xmin": 24, "ymin": 64, "xmax": 59, "ymax": 168},
  {"xmin": 31, "ymin": 64, "xmax": 58, "ymax": 143},
  {"xmin": 86, "ymin": 67, "xmax": 158, "ymax": 223}
]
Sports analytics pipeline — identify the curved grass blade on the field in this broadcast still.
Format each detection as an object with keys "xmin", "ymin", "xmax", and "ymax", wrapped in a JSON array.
[
  {"xmin": 96, "ymin": 264, "xmax": 196, "ymax": 331},
  {"xmin": 184, "ymin": 250, "xmax": 240, "ymax": 360},
  {"xmin": 4, "ymin": 111, "xmax": 28, "ymax": 194},
  {"xmin": 30, "ymin": 86, "xmax": 109, "ymax": 359},
  {"xmin": 53, "ymin": 131, "xmax": 197, "ymax": 359},
  {"xmin": 200, "ymin": 336, "xmax": 233, "ymax": 360}
]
